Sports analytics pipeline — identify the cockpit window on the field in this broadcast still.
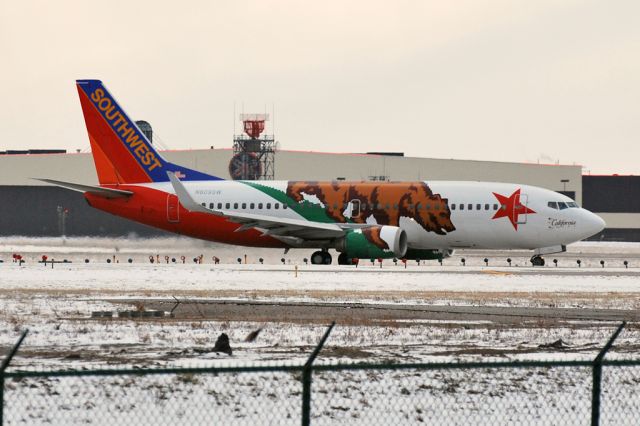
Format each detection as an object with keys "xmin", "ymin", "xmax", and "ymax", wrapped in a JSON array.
[{"xmin": 549, "ymin": 200, "xmax": 579, "ymax": 210}]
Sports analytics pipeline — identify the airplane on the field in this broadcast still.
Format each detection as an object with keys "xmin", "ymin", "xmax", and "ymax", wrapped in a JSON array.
[{"xmin": 39, "ymin": 80, "xmax": 606, "ymax": 266}]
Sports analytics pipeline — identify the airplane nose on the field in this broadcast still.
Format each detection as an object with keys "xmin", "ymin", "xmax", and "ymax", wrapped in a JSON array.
[{"xmin": 584, "ymin": 211, "xmax": 606, "ymax": 237}]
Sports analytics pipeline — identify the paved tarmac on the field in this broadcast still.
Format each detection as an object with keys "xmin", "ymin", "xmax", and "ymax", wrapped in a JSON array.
[{"xmin": 115, "ymin": 298, "xmax": 640, "ymax": 326}]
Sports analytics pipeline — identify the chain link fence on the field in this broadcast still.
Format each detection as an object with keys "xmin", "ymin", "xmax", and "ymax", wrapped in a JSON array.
[
  {"xmin": 2, "ymin": 323, "xmax": 639, "ymax": 425},
  {"xmin": 3, "ymin": 367, "xmax": 302, "ymax": 425},
  {"xmin": 311, "ymin": 364, "xmax": 594, "ymax": 425}
]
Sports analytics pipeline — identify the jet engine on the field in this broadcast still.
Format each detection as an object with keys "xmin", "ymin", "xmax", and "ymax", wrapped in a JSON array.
[{"xmin": 336, "ymin": 226, "xmax": 408, "ymax": 259}]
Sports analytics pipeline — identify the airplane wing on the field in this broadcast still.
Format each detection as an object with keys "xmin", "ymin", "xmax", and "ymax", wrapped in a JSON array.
[
  {"xmin": 167, "ymin": 172, "xmax": 353, "ymax": 243},
  {"xmin": 34, "ymin": 178, "xmax": 133, "ymax": 199}
]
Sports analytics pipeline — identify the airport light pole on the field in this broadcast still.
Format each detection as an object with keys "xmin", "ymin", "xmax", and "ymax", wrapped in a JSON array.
[{"xmin": 57, "ymin": 206, "xmax": 68, "ymax": 237}]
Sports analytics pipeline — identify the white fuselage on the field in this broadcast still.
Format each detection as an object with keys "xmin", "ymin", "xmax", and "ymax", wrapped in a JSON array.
[{"xmin": 136, "ymin": 180, "xmax": 605, "ymax": 251}]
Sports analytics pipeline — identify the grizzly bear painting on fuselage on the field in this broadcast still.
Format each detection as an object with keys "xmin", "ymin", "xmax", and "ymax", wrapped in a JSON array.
[{"xmin": 286, "ymin": 181, "xmax": 456, "ymax": 235}]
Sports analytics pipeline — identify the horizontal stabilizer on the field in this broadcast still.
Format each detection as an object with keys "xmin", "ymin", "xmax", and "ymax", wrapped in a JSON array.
[{"xmin": 34, "ymin": 178, "xmax": 133, "ymax": 199}]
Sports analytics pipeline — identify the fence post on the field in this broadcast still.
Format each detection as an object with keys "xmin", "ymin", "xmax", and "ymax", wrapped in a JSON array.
[
  {"xmin": 302, "ymin": 322, "xmax": 335, "ymax": 426},
  {"xmin": 592, "ymin": 321, "xmax": 625, "ymax": 426},
  {"xmin": 1, "ymin": 329, "xmax": 29, "ymax": 426}
]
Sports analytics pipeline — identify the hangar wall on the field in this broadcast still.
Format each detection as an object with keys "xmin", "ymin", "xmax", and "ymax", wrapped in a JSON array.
[
  {"xmin": 582, "ymin": 176, "xmax": 640, "ymax": 241},
  {"xmin": 0, "ymin": 149, "xmax": 582, "ymax": 198},
  {"xmin": 0, "ymin": 149, "xmax": 594, "ymax": 239},
  {"xmin": 0, "ymin": 186, "xmax": 162, "ymax": 237}
]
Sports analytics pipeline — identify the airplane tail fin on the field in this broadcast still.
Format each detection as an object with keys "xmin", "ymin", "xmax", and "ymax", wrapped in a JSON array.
[{"xmin": 76, "ymin": 79, "xmax": 222, "ymax": 184}]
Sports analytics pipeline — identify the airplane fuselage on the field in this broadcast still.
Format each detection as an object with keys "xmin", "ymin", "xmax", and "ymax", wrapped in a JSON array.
[{"xmin": 86, "ymin": 179, "xmax": 605, "ymax": 253}]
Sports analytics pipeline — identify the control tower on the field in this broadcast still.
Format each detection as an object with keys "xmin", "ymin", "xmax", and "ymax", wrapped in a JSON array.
[{"xmin": 230, "ymin": 113, "xmax": 276, "ymax": 180}]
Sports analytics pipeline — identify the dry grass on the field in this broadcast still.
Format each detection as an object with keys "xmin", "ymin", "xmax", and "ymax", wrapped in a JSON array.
[{"xmin": 3, "ymin": 287, "xmax": 640, "ymax": 306}]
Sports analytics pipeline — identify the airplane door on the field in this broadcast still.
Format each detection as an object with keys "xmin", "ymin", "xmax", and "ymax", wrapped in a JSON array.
[
  {"xmin": 167, "ymin": 194, "xmax": 180, "ymax": 223},
  {"xmin": 515, "ymin": 193, "xmax": 529, "ymax": 225},
  {"xmin": 350, "ymin": 199, "xmax": 361, "ymax": 218}
]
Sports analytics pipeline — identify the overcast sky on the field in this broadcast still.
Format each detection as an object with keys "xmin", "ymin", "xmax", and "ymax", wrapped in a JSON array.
[{"xmin": 1, "ymin": 1, "xmax": 638, "ymax": 174}]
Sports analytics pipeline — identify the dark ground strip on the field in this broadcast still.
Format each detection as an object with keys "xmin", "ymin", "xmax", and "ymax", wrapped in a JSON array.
[{"xmin": 107, "ymin": 299, "xmax": 640, "ymax": 325}]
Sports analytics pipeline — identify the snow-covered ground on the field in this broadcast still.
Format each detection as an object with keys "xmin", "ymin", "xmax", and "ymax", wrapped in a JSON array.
[
  {"xmin": 1, "ymin": 237, "xmax": 639, "ymax": 424},
  {"xmin": 6, "ymin": 363, "xmax": 639, "ymax": 426},
  {"xmin": 1, "ymin": 237, "xmax": 639, "ymax": 365},
  {"xmin": 2, "ymin": 261, "xmax": 640, "ymax": 293},
  {"xmin": 2, "ymin": 236, "xmax": 640, "ymax": 267}
]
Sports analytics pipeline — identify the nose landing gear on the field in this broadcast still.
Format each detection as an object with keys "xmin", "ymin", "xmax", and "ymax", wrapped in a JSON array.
[
  {"xmin": 311, "ymin": 250, "xmax": 332, "ymax": 265},
  {"xmin": 530, "ymin": 255, "xmax": 545, "ymax": 267}
]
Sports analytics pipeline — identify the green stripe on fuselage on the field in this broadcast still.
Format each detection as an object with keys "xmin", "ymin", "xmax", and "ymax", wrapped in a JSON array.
[{"xmin": 243, "ymin": 181, "xmax": 347, "ymax": 224}]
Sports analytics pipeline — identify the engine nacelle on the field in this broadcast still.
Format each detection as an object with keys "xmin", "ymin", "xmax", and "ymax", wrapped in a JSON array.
[{"xmin": 337, "ymin": 226, "xmax": 408, "ymax": 259}]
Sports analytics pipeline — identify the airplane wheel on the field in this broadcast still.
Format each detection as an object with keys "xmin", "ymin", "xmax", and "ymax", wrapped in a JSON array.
[
  {"xmin": 338, "ymin": 252, "xmax": 350, "ymax": 265},
  {"xmin": 311, "ymin": 251, "xmax": 325, "ymax": 265},
  {"xmin": 530, "ymin": 255, "xmax": 545, "ymax": 267},
  {"xmin": 322, "ymin": 251, "xmax": 333, "ymax": 265}
]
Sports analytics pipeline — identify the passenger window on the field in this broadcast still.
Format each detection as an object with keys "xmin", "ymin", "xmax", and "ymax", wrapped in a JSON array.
[
  {"xmin": 283, "ymin": 203, "xmax": 288, "ymax": 209},
  {"xmin": 425, "ymin": 203, "xmax": 431, "ymax": 211},
  {"xmin": 275, "ymin": 203, "xmax": 279, "ymax": 209},
  {"xmin": 451, "ymin": 204, "xmax": 456, "ymax": 210},
  {"xmin": 233, "ymin": 203, "xmax": 238, "ymax": 209},
  {"xmin": 558, "ymin": 202, "xmax": 568, "ymax": 210},
  {"xmin": 394, "ymin": 203, "xmax": 399, "ymax": 210},
  {"xmin": 468, "ymin": 204, "xmax": 473, "ymax": 210},
  {"xmin": 416, "ymin": 203, "xmax": 421, "ymax": 211},
  {"xmin": 225, "ymin": 203, "xmax": 230, "ymax": 209},
  {"xmin": 385, "ymin": 203, "xmax": 390, "ymax": 209},
  {"xmin": 493, "ymin": 204, "xmax": 498, "ymax": 210},
  {"xmin": 434, "ymin": 204, "xmax": 440, "ymax": 211},
  {"xmin": 218, "ymin": 203, "xmax": 222, "ymax": 209},
  {"xmin": 242, "ymin": 203, "xmax": 246, "ymax": 209},
  {"xmin": 459, "ymin": 204, "xmax": 464, "ymax": 210},
  {"xmin": 476, "ymin": 204, "xmax": 481, "ymax": 210},
  {"xmin": 250, "ymin": 203, "xmax": 255, "ymax": 209},
  {"xmin": 333, "ymin": 203, "xmax": 338, "ymax": 209},
  {"xmin": 258, "ymin": 203, "xmax": 263, "ymax": 209},
  {"xmin": 201, "ymin": 203, "xmax": 205, "ymax": 207},
  {"xmin": 266, "ymin": 203, "xmax": 271, "ymax": 209},
  {"xmin": 408, "ymin": 204, "xmax": 414, "ymax": 210},
  {"xmin": 484, "ymin": 204, "xmax": 489, "ymax": 210},
  {"xmin": 548, "ymin": 202, "xmax": 558, "ymax": 210}
]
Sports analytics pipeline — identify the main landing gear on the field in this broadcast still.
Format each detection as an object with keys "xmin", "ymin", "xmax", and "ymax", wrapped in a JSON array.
[
  {"xmin": 530, "ymin": 255, "xmax": 545, "ymax": 267},
  {"xmin": 337, "ymin": 252, "xmax": 351, "ymax": 265},
  {"xmin": 311, "ymin": 250, "xmax": 332, "ymax": 265}
]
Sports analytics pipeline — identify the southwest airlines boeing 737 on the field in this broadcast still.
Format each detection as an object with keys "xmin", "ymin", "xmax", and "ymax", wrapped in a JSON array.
[{"xmin": 40, "ymin": 80, "xmax": 605, "ymax": 266}]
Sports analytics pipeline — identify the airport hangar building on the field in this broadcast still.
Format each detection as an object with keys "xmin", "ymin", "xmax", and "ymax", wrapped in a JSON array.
[{"xmin": 0, "ymin": 149, "xmax": 636, "ymax": 241}]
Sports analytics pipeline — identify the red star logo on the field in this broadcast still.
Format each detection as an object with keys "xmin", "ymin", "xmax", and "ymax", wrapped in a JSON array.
[{"xmin": 492, "ymin": 189, "xmax": 536, "ymax": 230}]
